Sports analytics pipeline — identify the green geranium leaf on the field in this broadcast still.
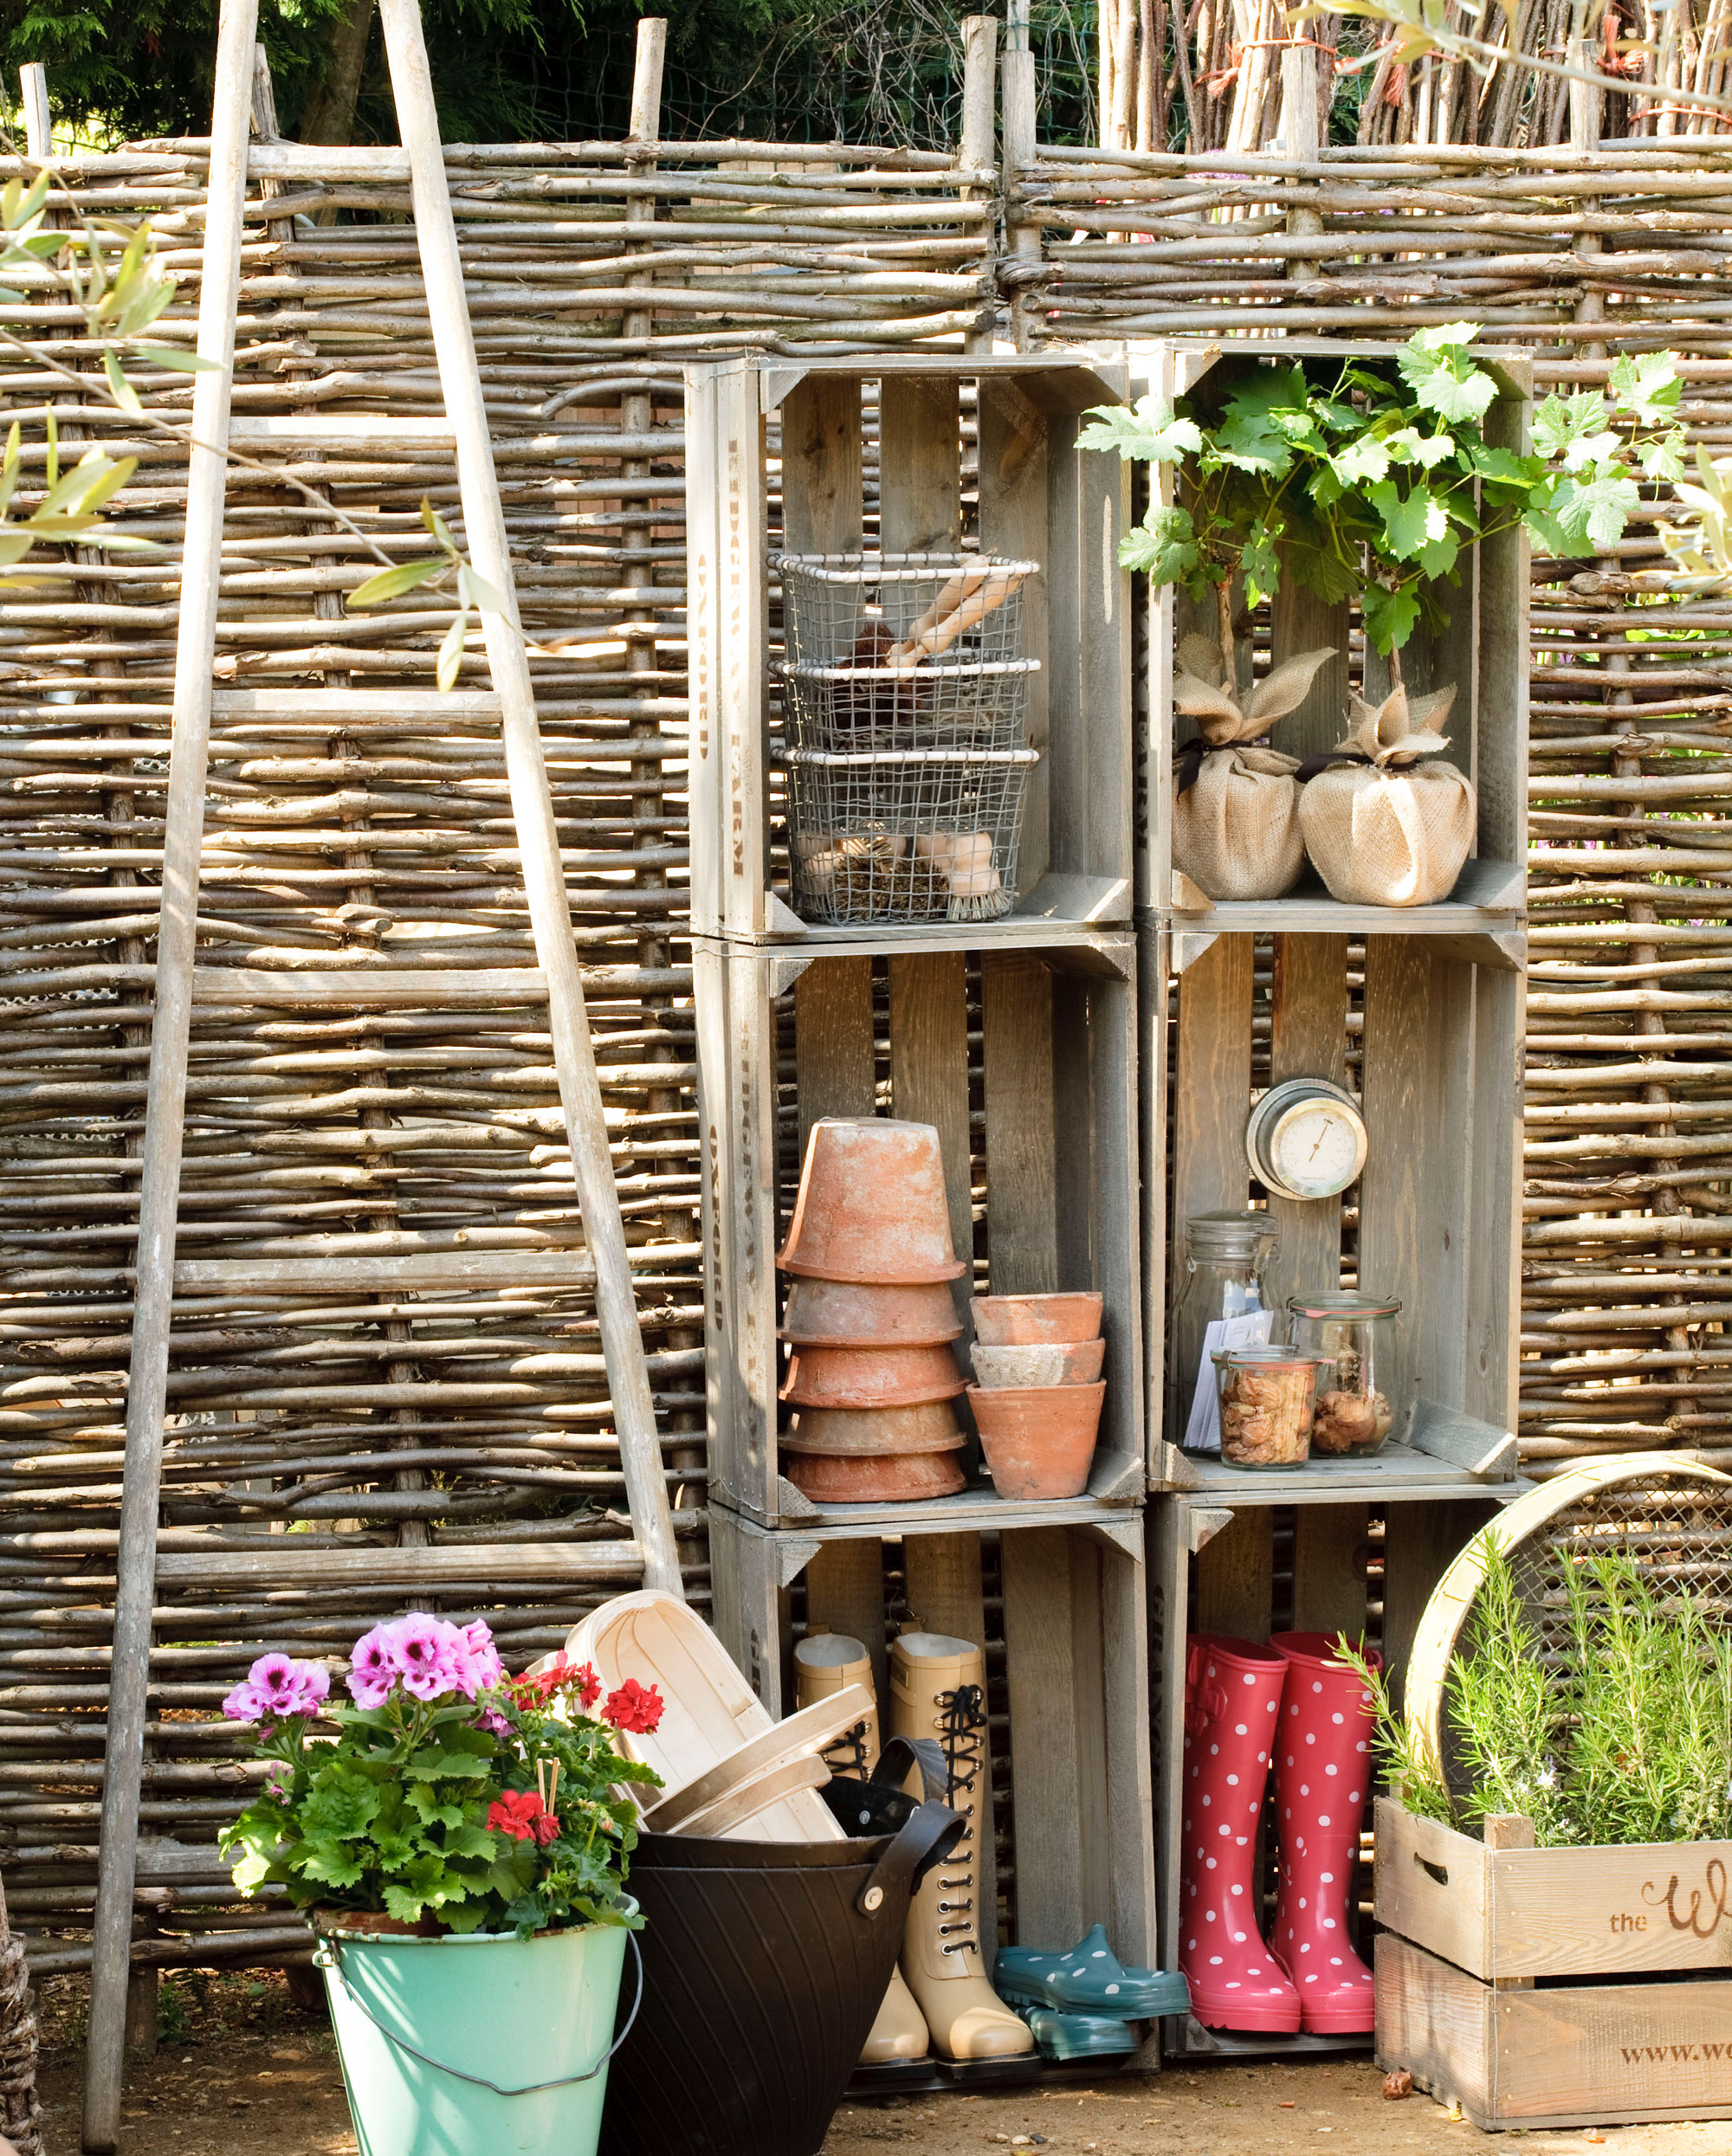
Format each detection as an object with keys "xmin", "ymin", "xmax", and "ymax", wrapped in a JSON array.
[
  {"xmin": 1362, "ymin": 580, "xmax": 1423, "ymax": 655},
  {"xmin": 1076, "ymin": 397, "xmax": 1203, "ymax": 464},
  {"xmin": 1367, "ymin": 478, "xmax": 1447, "ymax": 563},
  {"xmin": 381, "ymin": 1881, "xmax": 429, "ymax": 1922},
  {"xmin": 404, "ymin": 1747, "xmax": 492, "ymax": 1781},
  {"xmin": 301, "ymin": 1774, "xmax": 383, "ymax": 1842}
]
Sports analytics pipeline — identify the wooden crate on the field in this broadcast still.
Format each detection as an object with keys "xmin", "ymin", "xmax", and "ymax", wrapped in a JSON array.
[
  {"xmin": 709, "ymin": 1501, "xmax": 1155, "ymax": 1971},
  {"xmin": 1134, "ymin": 339, "xmax": 1531, "ymax": 937},
  {"xmin": 1149, "ymin": 924, "xmax": 1523, "ymax": 1498},
  {"xmin": 684, "ymin": 352, "xmax": 1135, "ymax": 944},
  {"xmin": 1149, "ymin": 1487, "xmax": 1509, "ymax": 2061},
  {"xmin": 1375, "ymin": 1799, "xmax": 1732, "ymax": 2127},
  {"xmin": 695, "ymin": 930, "xmax": 1144, "ymax": 1527}
]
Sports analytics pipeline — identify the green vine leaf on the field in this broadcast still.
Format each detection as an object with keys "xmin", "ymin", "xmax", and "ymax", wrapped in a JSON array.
[
  {"xmin": 1118, "ymin": 500, "xmax": 1199, "ymax": 584},
  {"xmin": 1396, "ymin": 332, "xmax": 1499, "ymax": 426},
  {"xmin": 1367, "ymin": 477, "xmax": 1447, "ymax": 562},
  {"xmin": 1076, "ymin": 397, "xmax": 1202, "ymax": 464},
  {"xmin": 1362, "ymin": 580, "xmax": 1422, "ymax": 655}
]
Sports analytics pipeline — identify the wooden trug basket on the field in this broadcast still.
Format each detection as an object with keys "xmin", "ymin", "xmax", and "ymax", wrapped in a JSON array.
[{"xmin": 1378, "ymin": 1456, "xmax": 1732, "ymax": 2130}]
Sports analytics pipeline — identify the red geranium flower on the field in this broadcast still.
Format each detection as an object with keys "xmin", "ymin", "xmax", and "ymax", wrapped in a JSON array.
[
  {"xmin": 487, "ymin": 1789, "xmax": 559, "ymax": 1845},
  {"xmin": 573, "ymin": 1660, "xmax": 603, "ymax": 1711},
  {"xmin": 601, "ymin": 1678, "xmax": 664, "ymax": 1735},
  {"xmin": 512, "ymin": 1654, "xmax": 572, "ymax": 1707}
]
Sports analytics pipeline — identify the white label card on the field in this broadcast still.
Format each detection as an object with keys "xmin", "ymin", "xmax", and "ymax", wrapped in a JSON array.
[{"xmin": 1183, "ymin": 1309, "xmax": 1276, "ymax": 1454}]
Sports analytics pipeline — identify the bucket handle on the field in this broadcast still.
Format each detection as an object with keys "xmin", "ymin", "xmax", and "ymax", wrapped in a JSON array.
[
  {"xmin": 856, "ymin": 1797, "xmax": 966, "ymax": 1919},
  {"xmin": 315, "ymin": 1926, "xmax": 643, "ymax": 2098}
]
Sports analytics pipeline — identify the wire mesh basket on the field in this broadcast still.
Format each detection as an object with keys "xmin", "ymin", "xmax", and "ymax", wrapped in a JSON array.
[
  {"xmin": 786, "ymin": 745, "xmax": 1037, "ymax": 925},
  {"xmin": 772, "ymin": 552, "xmax": 1040, "ymax": 756}
]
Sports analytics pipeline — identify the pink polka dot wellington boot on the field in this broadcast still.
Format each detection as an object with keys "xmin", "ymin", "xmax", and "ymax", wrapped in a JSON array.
[
  {"xmin": 1267, "ymin": 1631, "xmax": 1380, "ymax": 2035},
  {"xmin": 1178, "ymin": 1635, "xmax": 1302, "ymax": 2034}
]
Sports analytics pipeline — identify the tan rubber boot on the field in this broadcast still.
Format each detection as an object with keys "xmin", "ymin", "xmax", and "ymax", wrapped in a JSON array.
[
  {"xmin": 793, "ymin": 1630, "xmax": 881, "ymax": 1777},
  {"xmin": 890, "ymin": 1631, "xmax": 1033, "ymax": 2060},
  {"xmin": 796, "ymin": 1630, "xmax": 927, "ymax": 2064}
]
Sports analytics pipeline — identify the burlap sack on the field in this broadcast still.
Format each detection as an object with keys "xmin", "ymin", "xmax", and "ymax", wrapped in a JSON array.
[
  {"xmin": 1298, "ymin": 681, "xmax": 1476, "ymax": 907},
  {"xmin": 1170, "ymin": 630, "xmax": 1335, "ymax": 901}
]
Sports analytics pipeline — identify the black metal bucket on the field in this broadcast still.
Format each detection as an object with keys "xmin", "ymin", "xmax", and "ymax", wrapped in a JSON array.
[{"xmin": 599, "ymin": 1748, "xmax": 960, "ymax": 2156}]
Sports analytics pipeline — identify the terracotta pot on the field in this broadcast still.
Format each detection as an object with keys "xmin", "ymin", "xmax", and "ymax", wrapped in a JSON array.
[
  {"xmin": 778, "ymin": 1118, "xmax": 963, "ymax": 1284},
  {"xmin": 781, "ymin": 1447, "xmax": 967, "ymax": 1503},
  {"xmin": 968, "ymin": 1380, "xmax": 1105, "ymax": 1501},
  {"xmin": 781, "ymin": 1276, "xmax": 962, "ymax": 1347},
  {"xmin": 780, "ymin": 1339, "xmax": 966, "ymax": 1409},
  {"xmin": 971, "ymin": 1339, "xmax": 1105, "ymax": 1389},
  {"xmin": 783, "ymin": 1398, "xmax": 963, "ymax": 1457},
  {"xmin": 970, "ymin": 1292, "xmax": 1103, "ymax": 1346}
]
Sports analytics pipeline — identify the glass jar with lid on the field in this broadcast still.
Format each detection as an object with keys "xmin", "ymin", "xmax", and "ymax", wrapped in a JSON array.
[
  {"xmin": 1169, "ymin": 1210, "xmax": 1279, "ymax": 1454},
  {"xmin": 1212, "ymin": 1345, "xmax": 1326, "ymax": 1469},
  {"xmin": 1285, "ymin": 1291, "xmax": 1408, "ymax": 1456}
]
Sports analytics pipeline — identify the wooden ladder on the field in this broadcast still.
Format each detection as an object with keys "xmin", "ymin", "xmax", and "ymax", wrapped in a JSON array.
[{"xmin": 81, "ymin": 1, "xmax": 684, "ymax": 2143}]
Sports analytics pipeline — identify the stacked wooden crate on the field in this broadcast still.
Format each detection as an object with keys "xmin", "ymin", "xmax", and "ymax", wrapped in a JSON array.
[
  {"xmin": 1137, "ymin": 340, "xmax": 1534, "ymax": 2060},
  {"xmin": 686, "ymin": 354, "xmax": 1157, "ymax": 2005}
]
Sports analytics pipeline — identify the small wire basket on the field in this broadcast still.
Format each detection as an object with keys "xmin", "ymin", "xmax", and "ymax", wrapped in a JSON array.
[
  {"xmin": 786, "ymin": 745, "xmax": 1037, "ymax": 926},
  {"xmin": 772, "ymin": 552, "xmax": 1040, "ymax": 756}
]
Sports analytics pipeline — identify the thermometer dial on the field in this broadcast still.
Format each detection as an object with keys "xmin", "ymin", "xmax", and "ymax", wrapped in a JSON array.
[{"xmin": 1245, "ymin": 1079, "xmax": 1368, "ymax": 1202}]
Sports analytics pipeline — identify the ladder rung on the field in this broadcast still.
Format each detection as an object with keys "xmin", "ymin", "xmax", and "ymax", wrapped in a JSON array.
[
  {"xmin": 210, "ymin": 687, "xmax": 502, "ymax": 720},
  {"xmin": 155, "ymin": 1541, "xmax": 644, "ymax": 1587},
  {"xmin": 228, "ymin": 416, "xmax": 456, "ymax": 452},
  {"xmin": 192, "ymin": 968, "xmax": 548, "ymax": 1007},
  {"xmin": 171, "ymin": 1250, "xmax": 597, "ymax": 1292}
]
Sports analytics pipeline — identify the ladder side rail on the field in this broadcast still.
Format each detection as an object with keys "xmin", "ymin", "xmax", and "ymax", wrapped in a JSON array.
[
  {"xmin": 82, "ymin": 0, "xmax": 262, "ymax": 2146},
  {"xmin": 375, "ymin": 0, "xmax": 683, "ymax": 1598}
]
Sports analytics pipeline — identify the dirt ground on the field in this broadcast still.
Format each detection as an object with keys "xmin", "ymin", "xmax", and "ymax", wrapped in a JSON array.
[{"xmin": 33, "ymin": 1972, "xmax": 1732, "ymax": 2156}]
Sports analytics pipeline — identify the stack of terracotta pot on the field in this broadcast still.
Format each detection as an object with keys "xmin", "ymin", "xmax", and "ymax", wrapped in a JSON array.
[
  {"xmin": 778, "ymin": 1118, "xmax": 970, "ymax": 1502},
  {"xmin": 966, "ymin": 1293, "xmax": 1107, "ymax": 1501}
]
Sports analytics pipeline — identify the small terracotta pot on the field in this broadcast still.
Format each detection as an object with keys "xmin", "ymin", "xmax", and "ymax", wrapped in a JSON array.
[
  {"xmin": 780, "ymin": 1339, "xmax": 966, "ymax": 1409},
  {"xmin": 782, "ymin": 1447, "xmax": 967, "ymax": 1503},
  {"xmin": 783, "ymin": 1398, "xmax": 964, "ymax": 1457},
  {"xmin": 968, "ymin": 1379, "xmax": 1105, "ymax": 1501},
  {"xmin": 778, "ymin": 1118, "xmax": 963, "ymax": 1283},
  {"xmin": 972, "ymin": 1339, "xmax": 1105, "ymax": 1389},
  {"xmin": 781, "ymin": 1276, "xmax": 962, "ymax": 1347},
  {"xmin": 971, "ymin": 1292, "xmax": 1104, "ymax": 1346}
]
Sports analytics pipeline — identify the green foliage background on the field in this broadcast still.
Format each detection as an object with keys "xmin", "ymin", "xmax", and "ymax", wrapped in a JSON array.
[{"xmin": 0, "ymin": 0, "xmax": 1098, "ymax": 150}]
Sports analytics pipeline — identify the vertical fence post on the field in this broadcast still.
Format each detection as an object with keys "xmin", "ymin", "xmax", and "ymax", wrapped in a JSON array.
[
  {"xmin": 81, "ymin": 2, "xmax": 261, "ymax": 2146},
  {"xmin": 1570, "ymin": 33, "xmax": 1607, "ymax": 362},
  {"xmin": 1278, "ymin": 36, "xmax": 1322, "ymax": 285},
  {"xmin": 960, "ymin": 15, "xmax": 998, "ymax": 353},
  {"xmin": 1002, "ymin": 0, "xmax": 1039, "ymax": 351}
]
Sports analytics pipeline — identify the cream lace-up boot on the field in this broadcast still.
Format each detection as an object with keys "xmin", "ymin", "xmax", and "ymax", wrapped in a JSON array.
[
  {"xmin": 796, "ymin": 1630, "xmax": 927, "ymax": 2064},
  {"xmin": 889, "ymin": 1631, "xmax": 1033, "ymax": 2060}
]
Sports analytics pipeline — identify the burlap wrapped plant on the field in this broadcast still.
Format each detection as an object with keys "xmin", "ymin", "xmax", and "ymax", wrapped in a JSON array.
[
  {"xmin": 1171, "ymin": 630, "xmax": 1337, "ymax": 901},
  {"xmin": 1298, "ymin": 678, "xmax": 1475, "ymax": 907}
]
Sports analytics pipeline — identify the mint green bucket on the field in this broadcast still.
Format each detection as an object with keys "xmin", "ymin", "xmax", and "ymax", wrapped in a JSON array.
[{"xmin": 317, "ymin": 1911, "xmax": 635, "ymax": 2156}]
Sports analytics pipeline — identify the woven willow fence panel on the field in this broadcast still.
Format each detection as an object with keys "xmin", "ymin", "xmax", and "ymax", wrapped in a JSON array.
[
  {"xmin": 0, "ymin": 135, "xmax": 990, "ymax": 1974},
  {"xmin": 1016, "ymin": 138, "xmax": 1732, "ymax": 1485},
  {"xmin": 4, "ymin": 115, "xmax": 1730, "ymax": 1972}
]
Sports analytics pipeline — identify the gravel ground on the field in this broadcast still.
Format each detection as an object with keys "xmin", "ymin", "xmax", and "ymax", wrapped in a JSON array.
[{"xmin": 33, "ymin": 1975, "xmax": 1732, "ymax": 2156}]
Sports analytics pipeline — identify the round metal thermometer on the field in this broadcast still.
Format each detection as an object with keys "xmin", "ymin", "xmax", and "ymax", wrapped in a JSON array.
[{"xmin": 1245, "ymin": 1078, "xmax": 1369, "ymax": 1202}]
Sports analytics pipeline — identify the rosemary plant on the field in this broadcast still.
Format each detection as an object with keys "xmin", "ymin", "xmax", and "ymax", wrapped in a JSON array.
[{"xmin": 1340, "ymin": 1533, "xmax": 1732, "ymax": 1849}]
